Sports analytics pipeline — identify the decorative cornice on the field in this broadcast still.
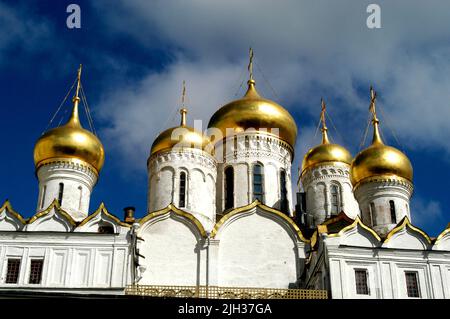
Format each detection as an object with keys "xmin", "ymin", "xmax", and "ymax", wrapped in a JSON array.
[
  {"xmin": 211, "ymin": 200, "xmax": 308, "ymax": 242},
  {"xmin": 78, "ymin": 202, "xmax": 130, "ymax": 228},
  {"xmin": 27, "ymin": 199, "xmax": 77, "ymax": 227},
  {"xmin": 149, "ymin": 149, "xmax": 217, "ymax": 170},
  {"xmin": 0, "ymin": 200, "xmax": 26, "ymax": 224},
  {"xmin": 352, "ymin": 174, "xmax": 413, "ymax": 192},
  {"xmin": 300, "ymin": 163, "xmax": 351, "ymax": 186},
  {"xmin": 36, "ymin": 157, "xmax": 98, "ymax": 178},
  {"xmin": 139, "ymin": 204, "xmax": 206, "ymax": 237},
  {"xmin": 384, "ymin": 216, "xmax": 432, "ymax": 245}
]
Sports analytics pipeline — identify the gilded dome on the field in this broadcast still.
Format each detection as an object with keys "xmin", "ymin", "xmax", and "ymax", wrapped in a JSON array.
[
  {"xmin": 350, "ymin": 123, "xmax": 413, "ymax": 186},
  {"xmin": 207, "ymin": 80, "xmax": 297, "ymax": 149},
  {"xmin": 34, "ymin": 102, "xmax": 105, "ymax": 174},
  {"xmin": 301, "ymin": 129, "xmax": 352, "ymax": 175},
  {"xmin": 150, "ymin": 108, "xmax": 213, "ymax": 156},
  {"xmin": 350, "ymin": 87, "xmax": 413, "ymax": 187}
]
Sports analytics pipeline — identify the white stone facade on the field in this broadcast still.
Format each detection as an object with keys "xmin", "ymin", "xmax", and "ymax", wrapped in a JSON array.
[
  {"xmin": 0, "ymin": 202, "xmax": 131, "ymax": 295},
  {"xmin": 36, "ymin": 160, "xmax": 98, "ymax": 222},
  {"xmin": 215, "ymin": 132, "xmax": 294, "ymax": 216},
  {"xmin": 354, "ymin": 178, "xmax": 413, "ymax": 236},
  {"xmin": 147, "ymin": 148, "xmax": 217, "ymax": 230},
  {"xmin": 305, "ymin": 217, "xmax": 450, "ymax": 299},
  {"xmin": 300, "ymin": 163, "xmax": 360, "ymax": 227}
]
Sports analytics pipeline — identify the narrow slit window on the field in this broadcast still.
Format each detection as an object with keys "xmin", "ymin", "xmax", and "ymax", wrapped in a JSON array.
[
  {"xmin": 253, "ymin": 163, "xmax": 264, "ymax": 202},
  {"xmin": 225, "ymin": 166, "xmax": 234, "ymax": 210},
  {"xmin": 330, "ymin": 184, "xmax": 340, "ymax": 215},
  {"xmin": 58, "ymin": 183, "xmax": 64, "ymax": 206},
  {"xmin": 280, "ymin": 169, "xmax": 288, "ymax": 214},
  {"xmin": 179, "ymin": 172, "xmax": 186, "ymax": 208},
  {"xmin": 28, "ymin": 259, "xmax": 44, "ymax": 284},
  {"xmin": 389, "ymin": 200, "xmax": 396, "ymax": 224}
]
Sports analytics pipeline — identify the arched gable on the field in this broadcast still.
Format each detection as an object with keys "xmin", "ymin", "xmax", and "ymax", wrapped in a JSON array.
[
  {"xmin": 211, "ymin": 200, "xmax": 308, "ymax": 242},
  {"xmin": 383, "ymin": 217, "xmax": 431, "ymax": 250},
  {"xmin": 75, "ymin": 203, "xmax": 130, "ymax": 233},
  {"xmin": 433, "ymin": 224, "xmax": 450, "ymax": 251},
  {"xmin": 139, "ymin": 204, "xmax": 206, "ymax": 238},
  {"xmin": 328, "ymin": 216, "xmax": 381, "ymax": 247},
  {"xmin": 136, "ymin": 204, "xmax": 205, "ymax": 286},
  {"xmin": 0, "ymin": 200, "xmax": 26, "ymax": 231},
  {"xmin": 25, "ymin": 200, "xmax": 76, "ymax": 232}
]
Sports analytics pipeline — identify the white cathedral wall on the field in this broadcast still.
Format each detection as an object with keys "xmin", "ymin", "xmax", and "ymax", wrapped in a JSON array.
[
  {"xmin": 354, "ymin": 179, "xmax": 413, "ymax": 236},
  {"xmin": 215, "ymin": 133, "xmax": 294, "ymax": 215},
  {"xmin": 0, "ymin": 231, "xmax": 131, "ymax": 293},
  {"xmin": 147, "ymin": 149, "xmax": 217, "ymax": 227},
  {"xmin": 326, "ymin": 245, "xmax": 450, "ymax": 299},
  {"xmin": 215, "ymin": 210, "xmax": 302, "ymax": 288},
  {"xmin": 300, "ymin": 163, "xmax": 360, "ymax": 227},
  {"xmin": 36, "ymin": 161, "xmax": 97, "ymax": 222},
  {"xmin": 137, "ymin": 215, "xmax": 204, "ymax": 286}
]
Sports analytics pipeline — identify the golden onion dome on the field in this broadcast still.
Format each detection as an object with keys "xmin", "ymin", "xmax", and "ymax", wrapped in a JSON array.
[
  {"xmin": 350, "ymin": 87, "xmax": 413, "ymax": 187},
  {"xmin": 301, "ymin": 100, "xmax": 352, "ymax": 175},
  {"xmin": 207, "ymin": 79, "xmax": 298, "ymax": 149},
  {"xmin": 150, "ymin": 108, "xmax": 213, "ymax": 156},
  {"xmin": 33, "ymin": 66, "xmax": 105, "ymax": 174}
]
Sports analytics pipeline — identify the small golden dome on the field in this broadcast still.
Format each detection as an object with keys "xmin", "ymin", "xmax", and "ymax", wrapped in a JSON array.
[
  {"xmin": 34, "ymin": 102, "xmax": 105, "ymax": 174},
  {"xmin": 150, "ymin": 108, "xmax": 212, "ymax": 156},
  {"xmin": 301, "ymin": 99, "xmax": 352, "ymax": 175},
  {"xmin": 301, "ymin": 131, "xmax": 352, "ymax": 175},
  {"xmin": 350, "ymin": 87, "xmax": 413, "ymax": 187},
  {"xmin": 34, "ymin": 66, "xmax": 105, "ymax": 174},
  {"xmin": 207, "ymin": 80, "xmax": 298, "ymax": 149}
]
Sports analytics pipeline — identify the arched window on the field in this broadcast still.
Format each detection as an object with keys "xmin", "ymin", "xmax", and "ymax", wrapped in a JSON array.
[
  {"xmin": 280, "ymin": 169, "xmax": 288, "ymax": 214},
  {"xmin": 389, "ymin": 200, "xmax": 396, "ymax": 224},
  {"xmin": 225, "ymin": 166, "xmax": 234, "ymax": 210},
  {"xmin": 40, "ymin": 185, "xmax": 47, "ymax": 209},
  {"xmin": 78, "ymin": 186, "xmax": 83, "ymax": 210},
  {"xmin": 370, "ymin": 202, "xmax": 376, "ymax": 226},
  {"xmin": 179, "ymin": 172, "xmax": 186, "ymax": 208},
  {"xmin": 253, "ymin": 163, "xmax": 264, "ymax": 202},
  {"xmin": 58, "ymin": 183, "xmax": 64, "ymax": 206},
  {"xmin": 330, "ymin": 184, "xmax": 340, "ymax": 215},
  {"xmin": 245, "ymin": 136, "xmax": 250, "ymax": 149}
]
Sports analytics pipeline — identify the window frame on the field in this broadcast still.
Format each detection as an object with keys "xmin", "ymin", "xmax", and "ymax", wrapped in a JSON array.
[
  {"xmin": 354, "ymin": 268, "xmax": 370, "ymax": 295},
  {"xmin": 404, "ymin": 271, "xmax": 421, "ymax": 298},
  {"xmin": 4, "ymin": 258, "xmax": 21, "ymax": 284},
  {"xmin": 252, "ymin": 163, "xmax": 264, "ymax": 203},
  {"xmin": 179, "ymin": 171, "xmax": 187, "ymax": 208},
  {"xmin": 28, "ymin": 259, "xmax": 44, "ymax": 285}
]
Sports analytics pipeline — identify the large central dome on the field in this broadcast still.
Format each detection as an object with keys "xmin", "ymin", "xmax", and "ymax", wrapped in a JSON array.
[{"xmin": 207, "ymin": 80, "xmax": 297, "ymax": 148}]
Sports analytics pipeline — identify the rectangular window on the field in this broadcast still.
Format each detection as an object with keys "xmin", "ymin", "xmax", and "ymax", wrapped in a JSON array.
[
  {"xmin": 5, "ymin": 259, "xmax": 21, "ymax": 284},
  {"xmin": 405, "ymin": 271, "xmax": 420, "ymax": 298},
  {"xmin": 28, "ymin": 259, "xmax": 44, "ymax": 284},
  {"xmin": 354, "ymin": 269, "xmax": 369, "ymax": 295}
]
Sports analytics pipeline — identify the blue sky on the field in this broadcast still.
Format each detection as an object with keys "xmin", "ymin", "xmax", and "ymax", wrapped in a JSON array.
[{"xmin": 0, "ymin": 0, "xmax": 449, "ymax": 236}]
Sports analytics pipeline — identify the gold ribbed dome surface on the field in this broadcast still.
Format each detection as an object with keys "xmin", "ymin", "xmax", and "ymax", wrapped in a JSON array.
[
  {"xmin": 34, "ymin": 66, "xmax": 104, "ymax": 174},
  {"xmin": 207, "ymin": 80, "xmax": 298, "ymax": 148},
  {"xmin": 302, "ymin": 141, "xmax": 352, "ymax": 174},
  {"xmin": 301, "ymin": 99, "xmax": 352, "ymax": 175},
  {"xmin": 351, "ymin": 87, "xmax": 412, "ymax": 186},
  {"xmin": 34, "ymin": 105, "xmax": 105, "ymax": 174},
  {"xmin": 150, "ymin": 108, "xmax": 212, "ymax": 156},
  {"xmin": 351, "ymin": 138, "xmax": 413, "ymax": 186}
]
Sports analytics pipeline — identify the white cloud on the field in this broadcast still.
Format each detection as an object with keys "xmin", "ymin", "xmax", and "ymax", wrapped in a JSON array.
[
  {"xmin": 410, "ymin": 197, "xmax": 445, "ymax": 235},
  {"xmin": 93, "ymin": 0, "xmax": 450, "ymax": 176}
]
